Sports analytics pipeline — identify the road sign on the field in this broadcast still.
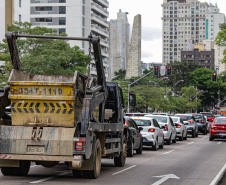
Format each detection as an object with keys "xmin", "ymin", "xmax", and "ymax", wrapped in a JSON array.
[{"xmin": 160, "ymin": 65, "xmax": 166, "ymax": 76}]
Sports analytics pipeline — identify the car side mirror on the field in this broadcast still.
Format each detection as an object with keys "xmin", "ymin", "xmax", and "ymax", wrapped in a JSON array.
[
  {"xmin": 138, "ymin": 127, "xmax": 143, "ymax": 132},
  {"xmin": 161, "ymin": 126, "xmax": 165, "ymax": 129}
]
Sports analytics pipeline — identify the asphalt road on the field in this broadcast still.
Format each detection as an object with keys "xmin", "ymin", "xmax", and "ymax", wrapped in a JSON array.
[{"xmin": 0, "ymin": 133, "xmax": 226, "ymax": 185}]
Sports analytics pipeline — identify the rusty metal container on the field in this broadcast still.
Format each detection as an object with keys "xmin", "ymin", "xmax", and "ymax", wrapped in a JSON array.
[{"xmin": 8, "ymin": 69, "xmax": 87, "ymax": 127}]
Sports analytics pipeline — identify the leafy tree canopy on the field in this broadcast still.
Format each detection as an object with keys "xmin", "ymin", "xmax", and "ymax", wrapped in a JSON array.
[
  {"xmin": 0, "ymin": 22, "xmax": 89, "ymax": 86},
  {"xmin": 112, "ymin": 69, "xmax": 126, "ymax": 81},
  {"xmin": 215, "ymin": 23, "xmax": 226, "ymax": 63}
]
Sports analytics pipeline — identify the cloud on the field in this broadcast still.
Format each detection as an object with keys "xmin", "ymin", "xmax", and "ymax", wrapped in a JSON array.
[
  {"xmin": 142, "ymin": 50, "xmax": 153, "ymax": 58},
  {"xmin": 142, "ymin": 27, "xmax": 162, "ymax": 41}
]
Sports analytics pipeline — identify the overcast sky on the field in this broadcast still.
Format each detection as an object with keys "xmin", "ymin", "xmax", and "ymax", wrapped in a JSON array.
[{"xmin": 108, "ymin": 0, "xmax": 226, "ymax": 64}]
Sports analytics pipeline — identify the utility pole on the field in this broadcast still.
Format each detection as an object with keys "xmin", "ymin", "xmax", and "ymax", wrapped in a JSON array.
[{"xmin": 127, "ymin": 71, "xmax": 153, "ymax": 113}]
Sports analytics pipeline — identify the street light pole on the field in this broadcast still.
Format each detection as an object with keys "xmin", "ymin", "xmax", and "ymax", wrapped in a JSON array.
[{"xmin": 127, "ymin": 70, "xmax": 153, "ymax": 113}]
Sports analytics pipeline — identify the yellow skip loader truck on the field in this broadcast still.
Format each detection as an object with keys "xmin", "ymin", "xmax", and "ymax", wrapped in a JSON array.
[{"xmin": 0, "ymin": 32, "xmax": 127, "ymax": 179}]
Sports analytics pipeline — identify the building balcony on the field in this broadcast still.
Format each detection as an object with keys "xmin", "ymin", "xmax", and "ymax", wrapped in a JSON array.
[
  {"xmin": 100, "ymin": 39, "xmax": 109, "ymax": 47},
  {"xmin": 91, "ymin": 2, "xmax": 109, "ymax": 18},
  {"xmin": 101, "ymin": 50, "xmax": 109, "ymax": 57},
  {"xmin": 93, "ymin": 0, "xmax": 109, "ymax": 8},
  {"xmin": 91, "ymin": 13, "xmax": 108, "ymax": 27},
  {"xmin": 91, "ymin": 25, "xmax": 109, "ymax": 38}
]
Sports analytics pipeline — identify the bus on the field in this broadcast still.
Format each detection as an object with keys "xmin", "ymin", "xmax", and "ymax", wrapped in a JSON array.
[{"xmin": 219, "ymin": 100, "xmax": 226, "ymax": 116}]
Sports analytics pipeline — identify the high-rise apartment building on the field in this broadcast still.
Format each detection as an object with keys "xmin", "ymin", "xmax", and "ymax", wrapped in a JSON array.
[
  {"xmin": 0, "ymin": 0, "xmax": 30, "ymax": 42},
  {"xmin": 162, "ymin": 0, "xmax": 209, "ymax": 64},
  {"xmin": 30, "ymin": 0, "xmax": 109, "ymax": 78},
  {"xmin": 206, "ymin": 3, "xmax": 225, "ymax": 40},
  {"xmin": 109, "ymin": 10, "xmax": 130, "ymax": 80}
]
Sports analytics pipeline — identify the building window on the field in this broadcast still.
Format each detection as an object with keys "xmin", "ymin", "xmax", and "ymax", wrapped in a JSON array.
[
  {"xmin": 36, "ymin": 7, "xmax": 52, "ymax": 11},
  {"xmin": 19, "ymin": 15, "xmax": 21, "ymax": 22},
  {"xmin": 59, "ymin": 28, "xmax": 66, "ymax": 34},
  {"xmin": 35, "ymin": 18, "xmax": 52, "ymax": 22},
  {"xmin": 82, "ymin": 6, "xmax": 85, "ymax": 16},
  {"xmin": 59, "ymin": 0, "xmax": 66, "ymax": 3},
  {"xmin": 59, "ymin": 6, "xmax": 66, "ymax": 14},
  {"xmin": 19, "ymin": 0, "xmax": 21, "ymax": 7},
  {"xmin": 59, "ymin": 17, "xmax": 66, "ymax": 25},
  {"xmin": 83, "ymin": 0, "xmax": 85, "ymax": 4}
]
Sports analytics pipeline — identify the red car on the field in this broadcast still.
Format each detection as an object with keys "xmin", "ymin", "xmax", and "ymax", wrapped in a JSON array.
[
  {"xmin": 200, "ymin": 112, "xmax": 214, "ymax": 123},
  {"xmin": 209, "ymin": 117, "xmax": 226, "ymax": 141}
]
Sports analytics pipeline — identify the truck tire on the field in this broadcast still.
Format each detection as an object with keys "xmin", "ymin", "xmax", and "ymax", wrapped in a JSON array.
[
  {"xmin": 114, "ymin": 135, "xmax": 127, "ymax": 167},
  {"xmin": 1, "ymin": 160, "xmax": 30, "ymax": 176},
  {"xmin": 84, "ymin": 139, "xmax": 102, "ymax": 179}
]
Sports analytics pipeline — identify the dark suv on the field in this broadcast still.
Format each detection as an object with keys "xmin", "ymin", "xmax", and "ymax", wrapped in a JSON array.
[
  {"xmin": 192, "ymin": 113, "xmax": 208, "ymax": 135},
  {"xmin": 124, "ymin": 117, "xmax": 143, "ymax": 157}
]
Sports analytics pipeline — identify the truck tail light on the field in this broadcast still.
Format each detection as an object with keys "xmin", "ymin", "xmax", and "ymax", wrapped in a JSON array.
[
  {"xmin": 76, "ymin": 142, "xmax": 83, "ymax": 151},
  {"xmin": 201, "ymin": 119, "xmax": 204, "ymax": 123},
  {"xmin": 148, "ymin": 128, "xmax": 155, "ymax": 132},
  {"xmin": 164, "ymin": 124, "xmax": 168, "ymax": 131}
]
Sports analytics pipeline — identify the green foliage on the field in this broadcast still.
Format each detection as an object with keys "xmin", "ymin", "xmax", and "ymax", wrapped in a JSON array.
[
  {"xmin": 0, "ymin": 22, "xmax": 89, "ymax": 86},
  {"xmin": 215, "ymin": 23, "xmax": 226, "ymax": 63},
  {"xmin": 112, "ymin": 69, "xmax": 126, "ymax": 81}
]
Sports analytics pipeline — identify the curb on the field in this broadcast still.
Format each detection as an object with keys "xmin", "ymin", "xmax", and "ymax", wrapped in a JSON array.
[{"xmin": 210, "ymin": 163, "xmax": 226, "ymax": 185}]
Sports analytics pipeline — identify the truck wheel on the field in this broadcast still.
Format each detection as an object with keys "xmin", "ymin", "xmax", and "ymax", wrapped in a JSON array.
[
  {"xmin": 84, "ymin": 139, "xmax": 102, "ymax": 179},
  {"xmin": 127, "ymin": 142, "xmax": 133, "ymax": 157},
  {"xmin": 136, "ymin": 140, "xmax": 143, "ymax": 154},
  {"xmin": 114, "ymin": 135, "xmax": 127, "ymax": 167},
  {"xmin": 1, "ymin": 160, "xmax": 30, "ymax": 176},
  {"xmin": 72, "ymin": 170, "xmax": 83, "ymax": 178}
]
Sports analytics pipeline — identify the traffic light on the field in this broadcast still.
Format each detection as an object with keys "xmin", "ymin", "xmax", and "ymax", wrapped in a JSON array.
[
  {"xmin": 129, "ymin": 91, "xmax": 136, "ymax": 107},
  {"xmin": 212, "ymin": 72, "xmax": 217, "ymax": 82},
  {"xmin": 154, "ymin": 66, "xmax": 159, "ymax": 76},
  {"xmin": 167, "ymin": 66, "xmax": 172, "ymax": 76}
]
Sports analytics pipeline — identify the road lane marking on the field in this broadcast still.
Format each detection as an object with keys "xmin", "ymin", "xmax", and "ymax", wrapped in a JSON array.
[
  {"xmin": 200, "ymin": 137, "xmax": 207, "ymax": 140},
  {"xmin": 187, "ymin": 142, "xmax": 194, "ymax": 145},
  {"xmin": 217, "ymin": 142, "xmax": 222, "ymax": 144},
  {"xmin": 163, "ymin": 150, "xmax": 174, "ymax": 155},
  {"xmin": 29, "ymin": 171, "xmax": 71, "ymax": 184},
  {"xmin": 112, "ymin": 165, "xmax": 137, "ymax": 175},
  {"xmin": 210, "ymin": 163, "xmax": 226, "ymax": 185},
  {"xmin": 152, "ymin": 174, "xmax": 180, "ymax": 185}
]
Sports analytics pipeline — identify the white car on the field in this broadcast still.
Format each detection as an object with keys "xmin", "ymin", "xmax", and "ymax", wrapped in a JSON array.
[
  {"xmin": 171, "ymin": 116, "xmax": 187, "ymax": 141},
  {"xmin": 132, "ymin": 117, "xmax": 164, "ymax": 151},
  {"xmin": 145, "ymin": 115, "xmax": 177, "ymax": 145}
]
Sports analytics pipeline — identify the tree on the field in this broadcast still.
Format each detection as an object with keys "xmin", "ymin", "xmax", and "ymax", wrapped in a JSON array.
[
  {"xmin": 112, "ymin": 69, "xmax": 126, "ymax": 81},
  {"xmin": 215, "ymin": 23, "xmax": 226, "ymax": 63},
  {"xmin": 0, "ymin": 22, "xmax": 89, "ymax": 86}
]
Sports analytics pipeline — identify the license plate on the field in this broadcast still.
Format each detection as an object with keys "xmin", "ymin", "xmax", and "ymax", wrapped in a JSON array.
[{"xmin": 27, "ymin": 146, "xmax": 45, "ymax": 154}]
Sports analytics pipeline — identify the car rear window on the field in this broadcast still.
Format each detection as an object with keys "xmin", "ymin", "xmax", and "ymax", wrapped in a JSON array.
[
  {"xmin": 214, "ymin": 118, "xmax": 226, "ymax": 124},
  {"xmin": 172, "ymin": 118, "xmax": 179, "ymax": 122},
  {"xmin": 146, "ymin": 116, "xmax": 167, "ymax": 123},
  {"xmin": 133, "ymin": 119, "xmax": 151, "ymax": 126},
  {"xmin": 175, "ymin": 115, "xmax": 190, "ymax": 121},
  {"xmin": 193, "ymin": 115, "xmax": 202, "ymax": 119}
]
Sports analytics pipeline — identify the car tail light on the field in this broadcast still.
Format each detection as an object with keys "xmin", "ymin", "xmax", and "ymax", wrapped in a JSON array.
[
  {"xmin": 139, "ymin": 114, "xmax": 144, "ymax": 116},
  {"xmin": 176, "ymin": 124, "xmax": 181, "ymax": 128},
  {"xmin": 164, "ymin": 124, "xmax": 168, "ymax": 131},
  {"xmin": 148, "ymin": 128, "xmax": 155, "ymax": 132},
  {"xmin": 188, "ymin": 120, "xmax": 194, "ymax": 123},
  {"xmin": 201, "ymin": 119, "xmax": 204, "ymax": 123},
  {"xmin": 125, "ymin": 120, "xmax": 128, "ymax": 127},
  {"xmin": 76, "ymin": 142, "xmax": 83, "ymax": 151},
  {"xmin": 128, "ymin": 114, "xmax": 133, "ymax": 116},
  {"xmin": 211, "ymin": 126, "xmax": 217, "ymax": 129}
]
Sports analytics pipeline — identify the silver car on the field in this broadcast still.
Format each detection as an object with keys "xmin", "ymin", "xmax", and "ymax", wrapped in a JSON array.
[
  {"xmin": 175, "ymin": 114, "xmax": 198, "ymax": 138},
  {"xmin": 145, "ymin": 115, "xmax": 177, "ymax": 145},
  {"xmin": 171, "ymin": 116, "xmax": 187, "ymax": 141},
  {"xmin": 132, "ymin": 117, "xmax": 164, "ymax": 151}
]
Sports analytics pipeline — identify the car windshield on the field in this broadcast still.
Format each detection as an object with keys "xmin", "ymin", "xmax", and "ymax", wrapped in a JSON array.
[
  {"xmin": 133, "ymin": 119, "xmax": 151, "ymax": 126},
  {"xmin": 146, "ymin": 116, "xmax": 167, "ymax": 123},
  {"xmin": 172, "ymin": 118, "xmax": 179, "ymax": 122},
  {"xmin": 214, "ymin": 118, "xmax": 226, "ymax": 124},
  {"xmin": 193, "ymin": 115, "xmax": 202, "ymax": 119}
]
